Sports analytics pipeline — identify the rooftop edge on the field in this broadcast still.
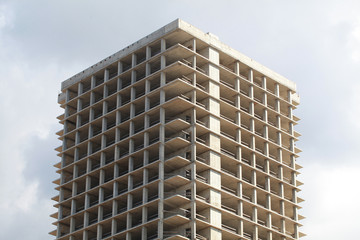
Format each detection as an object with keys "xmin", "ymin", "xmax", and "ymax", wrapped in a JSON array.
[{"xmin": 60, "ymin": 18, "xmax": 297, "ymax": 94}]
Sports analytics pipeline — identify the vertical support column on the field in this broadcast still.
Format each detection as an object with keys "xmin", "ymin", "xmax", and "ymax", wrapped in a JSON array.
[
  {"xmin": 202, "ymin": 46, "xmax": 222, "ymax": 240},
  {"xmin": 104, "ymin": 68, "xmax": 109, "ymax": 82},
  {"xmin": 91, "ymin": 76, "xmax": 96, "ymax": 89},
  {"xmin": 160, "ymin": 39, "xmax": 166, "ymax": 70},
  {"xmin": 157, "ymin": 105, "xmax": 165, "ymax": 239},
  {"xmin": 118, "ymin": 61, "xmax": 123, "ymax": 75},
  {"xmin": 190, "ymin": 107, "xmax": 197, "ymax": 239},
  {"xmin": 275, "ymin": 83, "xmax": 280, "ymax": 113}
]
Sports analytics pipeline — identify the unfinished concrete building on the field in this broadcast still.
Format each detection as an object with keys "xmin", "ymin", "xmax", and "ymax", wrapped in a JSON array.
[{"xmin": 52, "ymin": 19, "xmax": 304, "ymax": 240}]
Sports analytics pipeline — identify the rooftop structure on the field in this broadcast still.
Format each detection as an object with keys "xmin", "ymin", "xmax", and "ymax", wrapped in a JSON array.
[{"xmin": 52, "ymin": 19, "xmax": 304, "ymax": 240}]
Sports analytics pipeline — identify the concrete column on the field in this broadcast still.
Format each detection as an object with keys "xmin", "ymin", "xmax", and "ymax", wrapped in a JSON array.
[
  {"xmin": 91, "ymin": 76, "xmax": 96, "ymax": 89},
  {"xmin": 72, "ymin": 181, "xmax": 77, "ymax": 197},
  {"xmin": 265, "ymin": 176, "xmax": 270, "ymax": 191},
  {"xmin": 234, "ymin": 61, "xmax": 240, "ymax": 76},
  {"xmin": 287, "ymin": 89, "xmax": 292, "ymax": 103},
  {"xmin": 264, "ymin": 141, "xmax": 269, "ymax": 156},
  {"xmin": 102, "ymin": 117, "xmax": 107, "ymax": 133},
  {"xmin": 190, "ymin": 107, "xmax": 197, "ymax": 239},
  {"xmin": 252, "ymin": 206, "xmax": 258, "ymax": 223},
  {"xmin": 103, "ymin": 84, "xmax": 108, "ymax": 99},
  {"xmin": 266, "ymin": 212, "xmax": 272, "ymax": 228},
  {"xmin": 157, "ymin": 106, "xmax": 165, "ymax": 239},
  {"xmin": 291, "ymin": 171, "xmax": 297, "ymax": 186},
  {"xmin": 65, "ymin": 89, "xmax": 70, "ymax": 103},
  {"xmin": 290, "ymin": 138, "xmax": 295, "ymax": 152},
  {"xmin": 145, "ymin": 62, "xmax": 150, "ymax": 77},
  {"xmin": 111, "ymin": 218, "xmax": 117, "ymax": 235},
  {"xmin": 248, "ymin": 69, "xmax": 253, "ymax": 82},
  {"xmin": 89, "ymin": 108, "xmax": 94, "ymax": 122},
  {"xmin": 237, "ymin": 168, "xmax": 243, "ymax": 196},
  {"xmin": 83, "ymin": 211, "xmax": 89, "ymax": 227},
  {"xmin": 85, "ymin": 175, "xmax": 91, "ymax": 191},
  {"xmin": 82, "ymin": 230, "xmax": 88, "ymax": 240},
  {"xmin": 132, "ymin": 53, "xmax": 137, "ymax": 68},
  {"xmin": 280, "ymin": 218, "xmax": 286, "ymax": 233},
  {"xmin": 292, "ymin": 188, "xmax": 298, "ymax": 204},
  {"xmin": 160, "ymin": 55, "xmax": 166, "ymax": 69},
  {"xmin": 192, "ymin": 38, "xmax": 197, "ymax": 52},
  {"xmin": 146, "ymin": 46, "xmax": 151, "ymax": 60},
  {"xmin": 117, "ymin": 77, "xmax": 122, "ymax": 91},
  {"xmin": 74, "ymin": 147, "xmax": 79, "ymax": 161},
  {"xmin": 280, "ymin": 198, "xmax": 285, "ymax": 215},
  {"xmin": 237, "ymin": 202, "xmax": 244, "ymax": 235},
  {"xmin": 104, "ymin": 68, "xmax": 109, "ymax": 82},
  {"xmin": 253, "ymin": 225, "xmax": 258, "ymax": 240},
  {"xmin": 141, "ymin": 226, "xmax": 147, "ymax": 240},
  {"xmin": 266, "ymin": 213, "xmax": 272, "ymax": 240},
  {"xmin": 294, "ymin": 224, "xmax": 299, "ymax": 239},
  {"xmin": 160, "ymin": 38, "xmax": 166, "ymax": 52},
  {"xmin": 278, "ymin": 165, "xmax": 284, "ymax": 181},
  {"xmin": 118, "ymin": 61, "xmax": 123, "ymax": 75},
  {"xmin": 78, "ymin": 82, "xmax": 83, "ymax": 96},
  {"xmin": 266, "ymin": 194, "xmax": 271, "ymax": 210},
  {"xmin": 99, "ymin": 187, "xmax": 104, "ymax": 203},
  {"xmin": 127, "ymin": 193, "xmax": 133, "ymax": 210},
  {"xmin": 202, "ymin": 46, "xmax": 222, "ymax": 240},
  {"xmin": 274, "ymin": 83, "xmax": 280, "ymax": 96},
  {"xmin": 97, "ymin": 224, "xmax": 102, "ymax": 240},
  {"xmin": 290, "ymin": 154, "xmax": 296, "ymax": 169},
  {"xmin": 77, "ymin": 98, "xmax": 82, "ymax": 113},
  {"xmin": 131, "ymin": 70, "xmax": 136, "ymax": 84},
  {"xmin": 288, "ymin": 105, "xmax": 293, "ymax": 119}
]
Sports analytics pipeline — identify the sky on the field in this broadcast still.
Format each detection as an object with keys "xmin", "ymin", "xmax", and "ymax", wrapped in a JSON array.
[{"xmin": 0, "ymin": 0, "xmax": 359, "ymax": 239}]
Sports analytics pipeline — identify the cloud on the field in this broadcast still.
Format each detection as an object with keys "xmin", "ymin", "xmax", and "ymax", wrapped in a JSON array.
[
  {"xmin": 0, "ymin": 0, "xmax": 359, "ymax": 239},
  {"xmin": 348, "ymin": 17, "xmax": 360, "ymax": 62},
  {"xmin": 300, "ymin": 161, "xmax": 360, "ymax": 239}
]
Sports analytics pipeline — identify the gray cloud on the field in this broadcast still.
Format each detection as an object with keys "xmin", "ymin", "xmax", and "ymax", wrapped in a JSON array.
[{"xmin": 1, "ymin": 0, "xmax": 360, "ymax": 239}]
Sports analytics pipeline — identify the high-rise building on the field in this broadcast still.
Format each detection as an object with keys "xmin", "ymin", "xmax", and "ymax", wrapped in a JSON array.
[{"xmin": 52, "ymin": 19, "xmax": 304, "ymax": 240}]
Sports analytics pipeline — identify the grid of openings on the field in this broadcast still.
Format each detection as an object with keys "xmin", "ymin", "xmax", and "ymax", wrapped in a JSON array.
[{"xmin": 53, "ymin": 28, "xmax": 303, "ymax": 240}]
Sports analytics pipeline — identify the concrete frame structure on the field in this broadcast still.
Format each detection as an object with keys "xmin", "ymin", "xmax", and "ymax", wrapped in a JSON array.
[{"xmin": 52, "ymin": 19, "xmax": 304, "ymax": 240}]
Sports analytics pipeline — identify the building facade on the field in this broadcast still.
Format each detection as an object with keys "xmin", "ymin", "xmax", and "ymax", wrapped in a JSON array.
[{"xmin": 52, "ymin": 19, "xmax": 304, "ymax": 240}]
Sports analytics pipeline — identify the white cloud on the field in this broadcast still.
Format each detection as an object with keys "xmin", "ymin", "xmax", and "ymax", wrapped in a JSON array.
[
  {"xmin": 348, "ymin": 17, "xmax": 360, "ymax": 62},
  {"xmin": 0, "ymin": 0, "xmax": 359, "ymax": 239},
  {"xmin": 300, "ymin": 161, "xmax": 360, "ymax": 239},
  {"xmin": 0, "ymin": 4, "xmax": 13, "ymax": 30}
]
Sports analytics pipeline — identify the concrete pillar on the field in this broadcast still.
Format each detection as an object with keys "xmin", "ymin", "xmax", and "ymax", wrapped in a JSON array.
[
  {"xmin": 160, "ymin": 38, "xmax": 166, "ymax": 52},
  {"xmin": 99, "ymin": 187, "xmax": 104, "ymax": 203},
  {"xmin": 104, "ymin": 68, "xmax": 109, "ymax": 82},
  {"xmin": 157, "ymin": 106, "xmax": 165, "ymax": 239},
  {"xmin": 117, "ymin": 61, "xmax": 123, "ymax": 75},
  {"xmin": 83, "ymin": 211, "xmax": 89, "ymax": 227},
  {"xmin": 97, "ymin": 224, "xmax": 102, "ymax": 240},
  {"xmin": 161, "ymin": 55, "xmax": 166, "ymax": 70},
  {"xmin": 253, "ymin": 225, "xmax": 258, "ymax": 240},
  {"xmin": 266, "ymin": 194, "xmax": 272, "ymax": 210},
  {"xmin": 111, "ymin": 218, "xmax": 117, "ymax": 235},
  {"xmin": 91, "ymin": 76, "xmax": 96, "ymax": 89},
  {"xmin": 202, "ymin": 46, "xmax": 222, "ymax": 240},
  {"xmin": 192, "ymin": 38, "xmax": 197, "ymax": 52},
  {"xmin": 287, "ymin": 89, "xmax": 292, "ymax": 103},
  {"xmin": 82, "ymin": 230, "xmax": 88, "ymax": 240},
  {"xmin": 248, "ymin": 69, "xmax": 253, "ymax": 83},
  {"xmin": 280, "ymin": 218, "xmax": 286, "ymax": 234},
  {"xmin": 141, "ymin": 226, "xmax": 147, "ymax": 240},
  {"xmin": 294, "ymin": 224, "xmax": 299, "ymax": 239}
]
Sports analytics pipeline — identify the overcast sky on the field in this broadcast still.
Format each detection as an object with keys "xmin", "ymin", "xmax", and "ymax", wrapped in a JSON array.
[{"xmin": 0, "ymin": 0, "xmax": 359, "ymax": 239}]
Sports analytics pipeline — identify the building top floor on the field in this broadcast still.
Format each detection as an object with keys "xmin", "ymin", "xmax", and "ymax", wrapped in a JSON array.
[{"xmin": 59, "ymin": 19, "xmax": 299, "ymax": 104}]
